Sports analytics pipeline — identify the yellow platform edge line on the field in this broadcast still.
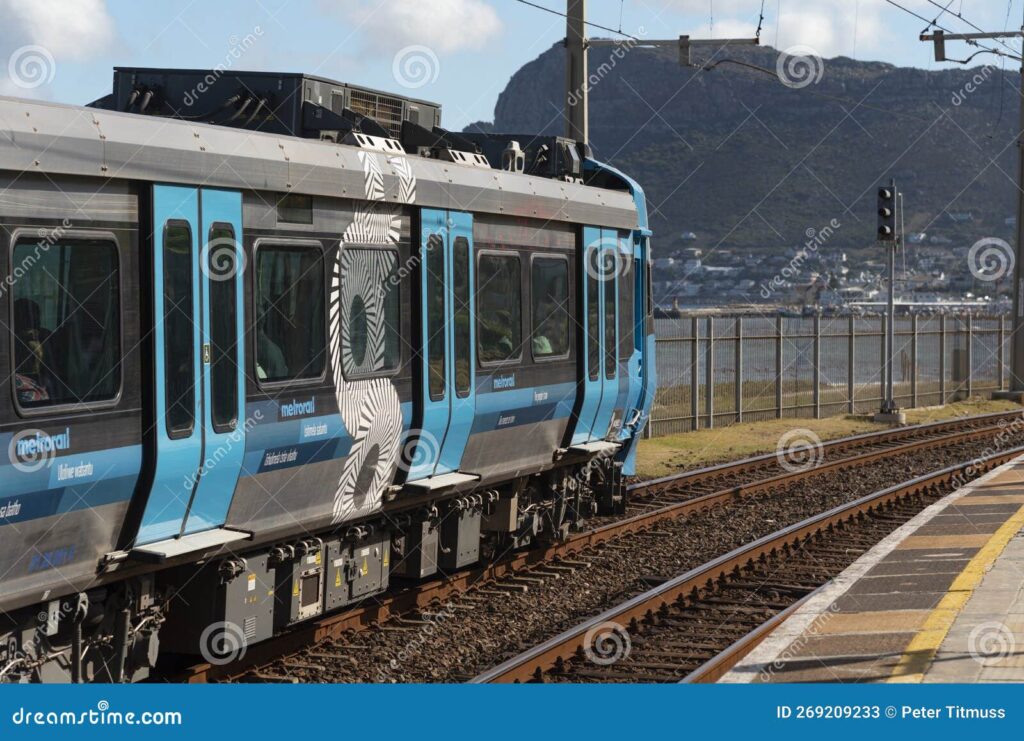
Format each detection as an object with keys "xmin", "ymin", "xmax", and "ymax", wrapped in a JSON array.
[{"xmin": 887, "ymin": 503, "xmax": 1024, "ymax": 683}]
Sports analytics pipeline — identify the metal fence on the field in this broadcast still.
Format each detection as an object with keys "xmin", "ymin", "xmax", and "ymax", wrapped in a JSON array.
[{"xmin": 649, "ymin": 314, "xmax": 1008, "ymax": 437}]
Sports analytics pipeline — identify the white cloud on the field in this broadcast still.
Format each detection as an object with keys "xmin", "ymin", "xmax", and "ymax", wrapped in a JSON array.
[
  {"xmin": 339, "ymin": 0, "xmax": 502, "ymax": 55},
  {"xmin": 0, "ymin": 0, "xmax": 115, "ymax": 60}
]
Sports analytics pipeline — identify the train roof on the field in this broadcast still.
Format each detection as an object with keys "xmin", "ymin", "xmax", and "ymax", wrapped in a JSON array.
[{"xmin": 0, "ymin": 94, "xmax": 639, "ymax": 231}]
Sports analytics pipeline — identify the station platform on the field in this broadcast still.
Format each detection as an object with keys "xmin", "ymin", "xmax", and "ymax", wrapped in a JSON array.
[{"xmin": 722, "ymin": 457, "xmax": 1024, "ymax": 683}]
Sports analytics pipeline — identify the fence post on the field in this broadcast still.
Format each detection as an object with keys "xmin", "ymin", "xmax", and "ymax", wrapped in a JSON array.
[
  {"xmin": 966, "ymin": 314, "xmax": 974, "ymax": 399},
  {"xmin": 813, "ymin": 314, "xmax": 821, "ymax": 418},
  {"xmin": 939, "ymin": 314, "xmax": 946, "ymax": 404},
  {"xmin": 911, "ymin": 314, "xmax": 918, "ymax": 408},
  {"xmin": 999, "ymin": 314, "xmax": 1006, "ymax": 390},
  {"xmin": 690, "ymin": 316, "xmax": 699, "ymax": 431},
  {"xmin": 735, "ymin": 318, "xmax": 743, "ymax": 424},
  {"xmin": 848, "ymin": 316, "xmax": 855, "ymax": 414},
  {"xmin": 775, "ymin": 316, "xmax": 784, "ymax": 418},
  {"xmin": 706, "ymin": 317, "xmax": 714, "ymax": 429}
]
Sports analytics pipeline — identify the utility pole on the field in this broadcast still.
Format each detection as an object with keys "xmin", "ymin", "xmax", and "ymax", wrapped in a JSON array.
[
  {"xmin": 922, "ymin": 23, "xmax": 1024, "ymax": 399},
  {"xmin": 563, "ymin": 1, "xmax": 758, "ymax": 148},
  {"xmin": 565, "ymin": 0, "xmax": 588, "ymax": 145}
]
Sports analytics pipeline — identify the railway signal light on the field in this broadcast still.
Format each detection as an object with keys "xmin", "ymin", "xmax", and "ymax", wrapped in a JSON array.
[{"xmin": 877, "ymin": 185, "xmax": 896, "ymax": 242}]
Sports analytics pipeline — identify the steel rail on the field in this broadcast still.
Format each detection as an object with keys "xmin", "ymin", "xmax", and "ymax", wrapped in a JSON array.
[{"xmin": 471, "ymin": 443, "xmax": 1024, "ymax": 683}]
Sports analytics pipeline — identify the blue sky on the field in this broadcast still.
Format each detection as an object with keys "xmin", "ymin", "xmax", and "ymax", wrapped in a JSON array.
[{"xmin": 1, "ymin": 0, "xmax": 1021, "ymax": 130}]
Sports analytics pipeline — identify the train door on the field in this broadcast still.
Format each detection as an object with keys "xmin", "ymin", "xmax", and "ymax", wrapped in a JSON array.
[
  {"xmin": 572, "ymin": 226, "xmax": 619, "ymax": 444},
  {"xmin": 407, "ymin": 209, "xmax": 478, "ymax": 486},
  {"xmin": 134, "ymin": 185, "xmax": 247, "ymax": 549}
]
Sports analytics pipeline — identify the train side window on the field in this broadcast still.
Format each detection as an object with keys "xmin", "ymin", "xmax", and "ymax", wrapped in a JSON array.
[
  {"xmin": 208, "ymin": 223, "xmax": 238, "ymax": 433},
  {"xmin": 12, "ymin": 237, "xmax": 121, "ymax": 411},
  {"xmin": 586, "ymin": 248, "xmax": 600, "ymax": 381},
  {"xmin": 604, "ymin": 251, "xmax": 617, "ymax": 379},
  {"xmin": 618, "ymin": 251, "xmax": 635, "ymax": 362},
  {"xmin": 530, "ymin": 256, "xmax": 570, "ymax": 360},
  {"xmin": 254, "ymin": 243, "xmax": 326, "ymax": 384},
  {"xmin": 163, "ymin": 223, "xmax": 195, "ymax": 436},
  {"xmin": 339, "ymin": 246, "xmax": 400, "ymax": 379},
  {"xmin": 452, "ymin": 237, "xmax": 471, "ymax": 397},
  {"xmin": 426, "ymin": 234, "xmax": 446, "ymax": 400},
  {"xmin": 477, "ymin": 252, "xmax": 522, "ymax": 365}
]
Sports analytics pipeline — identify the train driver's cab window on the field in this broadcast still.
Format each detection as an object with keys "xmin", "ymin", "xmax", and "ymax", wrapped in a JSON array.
[
  {"xmin": 254, "ymin": 244, "xmax": 326, "ymax": 383},
  {"xmin": 477, "ymin": 253, "xmax": 522, "ymax": 364},
  {"xmin": 339, "ymin": 247, "xmax": 400, "ymax": 378},
  {"xmin": 531, "ymin": 257, "xmax": 570, "ymax": 359},
  {"xmin": 12, "ymin": 237, "xmax": 121, "ymax": 409}
]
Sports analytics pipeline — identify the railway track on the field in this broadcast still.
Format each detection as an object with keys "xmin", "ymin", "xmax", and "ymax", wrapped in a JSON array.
[
  {"xmin": 173, "ymin": 410, "xmax": 1024, "ymax": 682},
  {"xmin": 472, "ymin": 445, "xmax": 1024, "ymax": 683}
]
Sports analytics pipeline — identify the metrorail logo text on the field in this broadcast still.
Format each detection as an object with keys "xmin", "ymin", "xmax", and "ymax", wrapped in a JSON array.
[{"xmin": 10, "ymin": 700, "xmax": 182, "ymax": 726}]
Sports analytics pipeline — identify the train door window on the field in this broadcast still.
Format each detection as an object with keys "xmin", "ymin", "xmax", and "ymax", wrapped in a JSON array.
[
  {"xmin": 254, "ymin": 243, "xmax": 325, "ymax": 384},
  {"xmin": 11, "ymin": 236, "xmax": 121, "ymax": 411},
  {"xmin": 163, "ymin": 224, "xmax": 195, "ymax": 435},
  {"xmin": 452, "ymin": 237, "xmax": 471, "ymax": 397},
  {"xmin": 208, "ymin": 224, "xmax": 238, "ymax": 433},
  {"xmin": 586, "ymin": 248, "xmax": 600, "ymax": 381},
  {"xmin": 339, "ymin": 246, "xmax": 400, "ymax": 378},
  {"xmin": 603, "ymin": 252, "xmax": 617, "ymax": 379},
  {"xmin": 477, "ymin": 253, "xmax": 522, "ymax": 365},
  {"xmin": 618, "ymin": 251, "xmax": 635, "ymax": 362},
  {"xmin": 530, "ymin": 256, "xmax": 570, "ymax": 360},
  {"xmin": 425, "ymin": 234, "xmax": 446, "ymax": 400}
]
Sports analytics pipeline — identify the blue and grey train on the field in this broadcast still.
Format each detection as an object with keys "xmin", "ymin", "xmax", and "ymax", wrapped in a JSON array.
[{"xmin": 0, "ymin": 68, "xmax": 654, "ymax": 682}]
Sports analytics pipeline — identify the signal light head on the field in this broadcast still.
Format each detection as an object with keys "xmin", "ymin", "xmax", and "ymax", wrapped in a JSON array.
[{"xmin": 878, "ymin": 188, "xmax": 893, "ymax": 200}]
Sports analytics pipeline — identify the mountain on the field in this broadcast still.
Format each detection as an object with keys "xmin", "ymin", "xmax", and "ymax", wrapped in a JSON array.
[{"xmin": 465, "ymin": 43, "xmax": 1020, "ymax": 258}]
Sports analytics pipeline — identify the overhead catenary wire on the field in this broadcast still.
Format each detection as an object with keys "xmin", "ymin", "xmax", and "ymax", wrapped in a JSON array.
[{"xmin": 513, "ymin": 0, "xmax": 643, "ymax": 42}]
